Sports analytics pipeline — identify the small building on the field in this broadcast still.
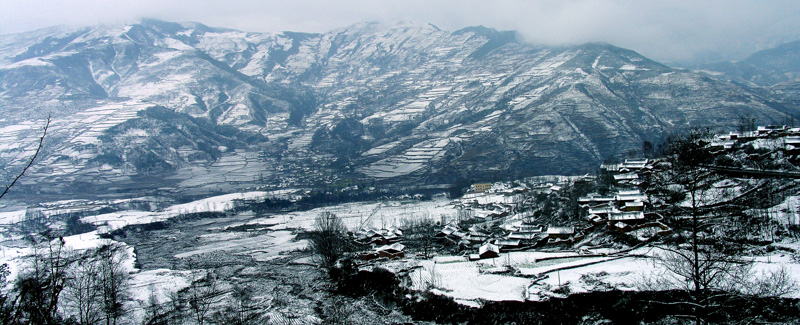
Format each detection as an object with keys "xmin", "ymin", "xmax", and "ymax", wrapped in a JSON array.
[
  {"xmin": 630, "ymin": 221, "xmax": 673, "ymax": 238},
  {"xmin": 612, "ymin": 222, "xmax": 632, "ymax": 232},
  {"xmin": 609, "ymin": 211, "xmax": 646, "ymax": 225},
  {"xmin": 546, "ymin": 226, "xmax": 575, "ymax": 239},
  {"xmin": 494, "ymin": 239, "xmax": 521, "ymax": 250},
  {"xmin": 356, "ymin": 227, "xmax": 402, "ymax": 245},
  {"xmin": 588, "ymin": 214, "xmax": 606, "ymax": 224},
  {"xmin": 472, "ymin": 183, "xmax": 493, "ymax": 193},
  {"xmin": 578, "ymin": 195, "xmax": 615, "ymax": 205},
  {"xmin": 376, "ymin": 243, "xmax": 405, "ymax": 259},
  {"xmin": 588, "ymin": 205, "xmax": 616, "ymax": 216},
  {"xmin": 451, "ymin": 231, "xmax": 468, "ymax": 239},
  {"xmin": 486, "ymin": 211, "xmax": 509, "ymax": 220},
  {"xmin": 786, "ymin": 136, "xmax": 800, "ymax": 153},
  {"xmin": 508, "ymin": 232, "xmax": 542, "ymax": 242},
  {"xmin": 601, "ymin": 162, "xmax": 621, "ymax": 172},
  {"xmin": 615, "ymin": 193, "xmax": 647, "ymax": 203},
  {"xmin": 518, "ymin": 224, "xmax": 544, "ymax": 233},
  {"xmin": 613, "ymin": 173, "xmax": 639, "ymax": 182},
  {"xmin": 478, "ymin": 243, "xmax": 500, "ymax": 259},
  {"xmin": 758, "ymin": 125, "xmax": 788, "ymax": 136},
  {"xmin": 621, "ymin": 159, "xmax": 649, "ymax": 171},
  {"xmin": 357, "ymin": 251, "xmax": 379, "ymax": 261},
  {"xmin": 622, "ymin": 201, "xmax": 644, "ymax": 212},
  {"xmin": 435, "ymin": 225, "xmax": 459, "ymax": 238},
  {"xmin": 617, "ymin": 189, "xmax": 641, "ymax": 195},
  {"xmin": 465, "ymin": 231, "xmax": 489, "ymax": 243}
]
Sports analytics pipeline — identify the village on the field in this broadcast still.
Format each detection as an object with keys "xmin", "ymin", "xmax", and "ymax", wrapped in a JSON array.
[
  {"xmin": 0, "ymin": 125, "xmax": 799, "ymax": 323},
  {"xmin": 350, "ymin": 160, "xmax": 664, "ymax": 264},
  {"xmin": 334, "ymin": 125, "xmax": 800, "ymax": 307}
]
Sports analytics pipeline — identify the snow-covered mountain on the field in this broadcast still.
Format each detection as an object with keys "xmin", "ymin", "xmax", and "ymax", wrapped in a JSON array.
[
  {"xmin": 693, "ymin": 40, "xmax": 800, "ymax": 109},
  {"xmin": 695, "ymin": 40, "xmax": 800, "ymax": 87},
  {"xmin": 0, "ymin": 19, "xmax": 796, "ymax": 200}
]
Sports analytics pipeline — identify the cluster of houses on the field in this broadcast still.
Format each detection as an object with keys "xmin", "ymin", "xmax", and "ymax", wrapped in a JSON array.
[
  {"xmin": 710, "ymin": 125, "xmax": 800, "ymax": 154},
  {"xmin": 352, "ymin": 221, "xmax": 588, "ymax": 262},
  {"xmin": 600, "ymin": 158, "xmax": 662, "ymax": 186},
  {"xmin": 579, "ymin": 187, "xmax": 671, "ymax": 237},
  {"xmin": 350, "ymin": 127, "xmax": 800, "ymax": 265},
  {"xmin": 434, "ymin": 222, "xmax": 587, "ymax": 260},
  {"xmin": 354, "ymin": 227, "xmax": 407, "ymax": 260}
]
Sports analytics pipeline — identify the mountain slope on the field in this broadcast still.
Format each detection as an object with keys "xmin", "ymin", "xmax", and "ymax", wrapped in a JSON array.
[
  {"xmin": 0, "ymin": 20, "xmax": 796, "ymax": 200},
  {"xmin": 696, "ymin": 40, "xmax": 800, "ymax": 87}
]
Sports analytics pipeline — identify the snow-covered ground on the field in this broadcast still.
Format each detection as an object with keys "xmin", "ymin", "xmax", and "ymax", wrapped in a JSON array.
[
  {"xmin": 80, "ymin": 191, "xmax": 300, "ymax": 232},
  {"xmin": 0, "ymin": 191, "xmax": 462, "ymax": 318},
  {"xmin": 405, "ymin": 240, "xmax": 800, "ymax": 306},
  {"xmin": 2, "ymin": 188, "xmax": 800, "ymax": 315},
  {"xmin": 237, "ymin": 198, "xmax": 458, "ymax": 231},
  {"xmin": 0, "ymin": 229, "xmax": 192, "ymax": 322}
]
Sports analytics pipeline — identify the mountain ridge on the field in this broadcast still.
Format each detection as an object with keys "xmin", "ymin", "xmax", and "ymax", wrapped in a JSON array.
[{"xmin": 0, "ymin": 20, "xmax": 796, "ymax": 203}]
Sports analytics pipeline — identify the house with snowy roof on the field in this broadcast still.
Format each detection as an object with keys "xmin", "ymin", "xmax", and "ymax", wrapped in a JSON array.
[
  {"xmin": 546, "ymin": 226, "xmax": 575, "ymax": 239},
  {"xmin": 478, "ymin": 243, "xmax": 500, "ymax": 259},
  {"xmin": 376, "ymin": 243, "xmax": 405, "ymax": 259},
  {"xmin": 493, "ymin": 239, "xmax": 521, "ymax": 250}
]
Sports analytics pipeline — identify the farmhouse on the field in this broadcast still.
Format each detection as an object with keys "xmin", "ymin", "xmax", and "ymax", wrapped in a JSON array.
[
  {"xmin": 602, "ymin": 158, "xmax": 651, "ymax": 172},
  {"xmin": 613, "ymin": 173, "xmax": 640, "ymax": 185},
  {"xmin": 493, "ymin": 239, "xmax": 521, "ymax": 250},
  {"xmin": 615, "ymin": 190, "xmax": 646, "ymax": 203},
  {"xmin": 609, "ymin": 211, "xmax": 646, "ymax": 223},
  {"xmin": 472, "ymin": 183, "xmax": 492, "ymax": 193},
  {"xmin": 546, "ymin": 226, "xmax": 575, "ymax": 239},
  {"xmin": 622, "ymin": 201, "xmax": 644, "ymax": 212},
  {"xmin": 355, "ymin": 227, "xmax": 402, "ymax": 245},
  {"xmin": 469, "ymin": 242, "xmax": 502, "ymax": 261},
  {"xmin": 376, "ymin": 243, "xmax": 405, "ymax": 259},
  {"xmin": 578, "ymin": 194, "xmax": 615, "ymax": 205},
  {"xmin": 436, "ymin": 225, "xmax": 459, "ymax": 237},
  {"xmin": 588, "ymin": 205, "xmax": 615, "ymax": 216}
]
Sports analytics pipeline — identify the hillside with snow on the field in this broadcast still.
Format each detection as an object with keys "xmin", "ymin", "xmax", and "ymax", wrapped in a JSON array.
[{"xmin": 0, "ymin": 20, "xmax": 797, "ymax": 203}]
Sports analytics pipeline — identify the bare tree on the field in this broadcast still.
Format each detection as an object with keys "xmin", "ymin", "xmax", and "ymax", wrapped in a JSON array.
[
  {"xmin": 648, "ymin": 128, "xmax": 798, "ymax": 322},
  {"xmin": 59, "ymin": 243, "xmax": 131, "ymax": 325},
  {"xmin": 187, "ymin": 269, "xmax": 220, "ymax": 325},
  {"xmin": 651, "ymin": 129, "xmax": 735, "ymax": 295},
  {"xmin": 210, "ymin": 284, "xmax": 259, "ymax": 325},
  {"xmin": 165, "ymin": 290, "xmax": 188, "ymax": 324},
  {"xmin": 309, "ymin": 212, "xmax": 352, "ymax": 274},
  {"xmin": 141, "ymin": 285, "xmax": 168, "ymax": 325},
  {"xmin": 0, "ymin": 263, "xmax": 16, "ymax": 324},
  {"xmin": 96, "ymin": 243, "xmax": 131, "ymax": 325},
  {"xmin": 0, "ymin": 115, "xmax": 50, "ymax": 200},
  {"xmin": 14, "ymin": 234, "xmax": 72, "ymax": 324},
  {"xmin": 403, "ymin": 217, "xmax": 437, "ymax": 258},
  {"xmin": 64, "ymin": 251, "xmax": 102, "ymax": 325}
]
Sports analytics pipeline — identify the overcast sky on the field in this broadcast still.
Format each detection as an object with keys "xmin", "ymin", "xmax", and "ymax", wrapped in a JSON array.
[{"xmin": 2, "ymin": 0, "xmax": 799, "ymax": 64}]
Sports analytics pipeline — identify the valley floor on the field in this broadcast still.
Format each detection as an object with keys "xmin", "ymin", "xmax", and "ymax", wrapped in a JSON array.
[{"xmin": 1, "ymin": 190, "xmax": 799, "ymax": 323}]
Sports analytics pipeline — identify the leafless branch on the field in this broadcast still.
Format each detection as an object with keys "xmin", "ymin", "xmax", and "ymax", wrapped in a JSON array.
[{"xmin": 0, "ymin": 115, "xmax": 50, "ymax": 200}]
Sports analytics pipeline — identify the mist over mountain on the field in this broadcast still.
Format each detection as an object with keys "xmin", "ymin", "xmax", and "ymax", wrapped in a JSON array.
[
  {"xmin": 0, "ymin": 19, "xmax": 797, "ymax": 202},
  {"xmin": 690, "ymin": 40, "xmax": 800, "ymax": 110}
]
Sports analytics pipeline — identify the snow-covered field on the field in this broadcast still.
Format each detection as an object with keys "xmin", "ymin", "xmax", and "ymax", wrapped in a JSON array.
[
  {"xmin": 2, "ymin": 188, "xmax": 800, "ymax": 316},
  {"xmin": 79, "ymin": 191, "xmax": 299, "ymax": 232},
  {"xmin": 409, "ymin": 245, "xmax": 800, "ymax": 306},
  {"xmin": 0, "ymin": 191, "xmax": 463, "ymax": 319},
  {"xmin": 0, "ymin": 229, "xmax": 192, "ymax": 323}
]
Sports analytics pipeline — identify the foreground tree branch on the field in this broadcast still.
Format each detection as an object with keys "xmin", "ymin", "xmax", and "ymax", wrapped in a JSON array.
[{"xmin": 0, "ymin": 115, "xmax": 50, "ymax": 200}]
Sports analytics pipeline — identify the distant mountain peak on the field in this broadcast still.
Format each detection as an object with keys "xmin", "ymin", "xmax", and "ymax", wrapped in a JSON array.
[{"xmin": 0, "ymin": 20, "xmax": 793, "ymax": 200}]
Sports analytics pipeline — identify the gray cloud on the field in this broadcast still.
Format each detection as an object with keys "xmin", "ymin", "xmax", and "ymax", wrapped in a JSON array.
[{"xmin": 1, "ymin": 0, "xmax": 799, "ymax": 63}]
